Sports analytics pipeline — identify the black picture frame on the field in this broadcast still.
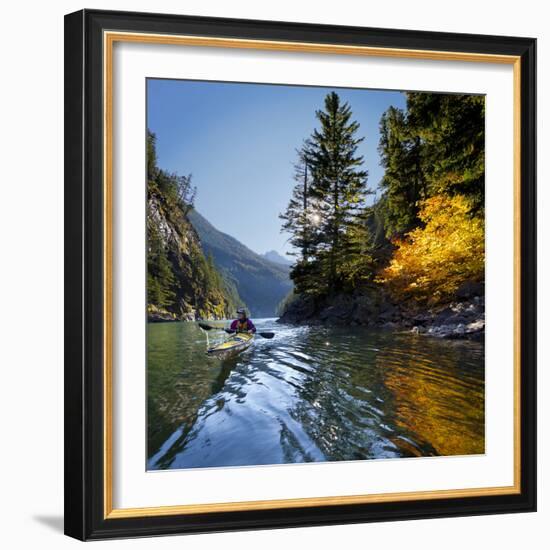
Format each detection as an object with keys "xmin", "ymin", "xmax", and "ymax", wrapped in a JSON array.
[{"xmin": 64, "ymin": 8, "xmax": 537, "ymax": 541}]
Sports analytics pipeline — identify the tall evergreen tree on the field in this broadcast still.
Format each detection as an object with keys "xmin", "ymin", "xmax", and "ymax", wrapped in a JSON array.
[
  {"xmin": 147, "ymin": 217, "xmax": 176, "ymax": 309},
  {"xmin": 305, "ymin": 91, "xmax": 370, "ymax": 293},
  {"xmin": 279, "ymin": 144, "xmax": 320, "ymax": 263},
  {"xmin": 378, "ymin": 106, "xmax": 426, "ymax": 238},
  {"xmin": 406, "ymin": 92, "xmax": 485, "ymax": 211},
  {"xmin": 338, "ymin": 208, "xmax": 378, "ymax": 291},
  {"xmin": 147, "ymin": 129, "xmax": 158, "ymax": 181},
  {"xmin": 279, "ymin": 144, "xmax": 327, "ymax": 295}
]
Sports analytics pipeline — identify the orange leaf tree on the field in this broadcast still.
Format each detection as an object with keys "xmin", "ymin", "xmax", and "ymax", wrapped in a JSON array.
[{"xmin": 378, "ymin": 194, "xmax": 484, "ymax": 304}]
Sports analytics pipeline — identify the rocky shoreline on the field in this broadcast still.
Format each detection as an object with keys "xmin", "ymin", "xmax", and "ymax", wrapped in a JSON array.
[
  {"xmin": 148, "ymin": 310, "xmax": 189, "ymax": 323},
  {"xmin": 276, "ymin": 282, "xmax": 484, "ymax": 341},
  {"xmin": 147, "ymin": 305, "xmax": 221, "ymax": 323}
]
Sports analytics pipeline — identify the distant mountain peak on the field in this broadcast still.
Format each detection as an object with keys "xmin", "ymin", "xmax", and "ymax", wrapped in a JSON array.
[{"xmin": 262, "ymin": 250, "xmax": 292, "ymax": 266}]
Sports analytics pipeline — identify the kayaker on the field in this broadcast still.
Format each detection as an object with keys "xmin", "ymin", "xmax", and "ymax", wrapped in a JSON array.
[{"xmin": 230, "ymin": 308, "xmax": 257, "ymax": 334}]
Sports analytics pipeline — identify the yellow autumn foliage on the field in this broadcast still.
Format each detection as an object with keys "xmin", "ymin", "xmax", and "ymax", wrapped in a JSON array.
[{"xmin": 378, "ymin": 195, "xmax": 484, "ymax": 303}]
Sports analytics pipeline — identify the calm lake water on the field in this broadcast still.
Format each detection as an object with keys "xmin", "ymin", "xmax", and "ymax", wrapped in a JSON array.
[{"xmin": 147, "ymin": 319, "xmax": 484, "ymax": 470}]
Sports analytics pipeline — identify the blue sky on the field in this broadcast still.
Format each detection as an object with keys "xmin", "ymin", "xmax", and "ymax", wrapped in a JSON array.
[{"xmin": 147, "ymin": 79, "xmax": 406, "ymax": 257}]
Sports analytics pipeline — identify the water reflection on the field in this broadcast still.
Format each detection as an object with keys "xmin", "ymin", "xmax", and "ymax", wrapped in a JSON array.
[{"xmin": 147, "ymin": 320, "xmax": 484, "ymax": 470}]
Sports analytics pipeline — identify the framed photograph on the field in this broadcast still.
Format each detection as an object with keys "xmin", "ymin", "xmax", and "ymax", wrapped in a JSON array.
[{"xmin": 64, "ymin": 9, "xmax": 537, "ymax": 540}]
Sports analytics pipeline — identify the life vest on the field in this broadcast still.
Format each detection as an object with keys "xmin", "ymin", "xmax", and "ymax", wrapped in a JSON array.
[{"xmin": 236, "ymin": 319, "xmax": 249, "ymax": 332}]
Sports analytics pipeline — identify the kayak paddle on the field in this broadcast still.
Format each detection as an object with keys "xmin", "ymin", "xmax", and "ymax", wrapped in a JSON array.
[
  {"xmin": 224, "ymin": 328, "xmax": 275, "ymax": 339},
  {"xmin": 198, "ymin": 322, "xmax": 274, "ymax": 339},
  {"xmin": 198, "ymin": 322, "xmax": 219, "ymax": 331}
]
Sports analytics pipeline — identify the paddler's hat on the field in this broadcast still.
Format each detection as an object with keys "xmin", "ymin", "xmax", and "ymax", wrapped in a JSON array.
[{"xmin": 236, "ymin": 307, "xmax": 247, "ymax": 317}]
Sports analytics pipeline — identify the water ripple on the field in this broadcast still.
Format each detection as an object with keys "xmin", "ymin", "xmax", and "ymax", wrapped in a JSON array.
[{"xmin": 147, "ymin": 319, "xmax": 484, "ymax": 469}]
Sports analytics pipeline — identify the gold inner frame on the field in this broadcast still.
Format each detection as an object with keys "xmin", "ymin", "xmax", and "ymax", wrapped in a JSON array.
[{"xmin": 103, "ymin": 30, "xmax": 522, "ymax": 519}]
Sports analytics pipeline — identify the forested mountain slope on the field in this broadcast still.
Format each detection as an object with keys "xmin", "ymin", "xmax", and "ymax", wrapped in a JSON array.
[
  {"xmin": 188, "ymin": 209, "xmax": 292, "ymax": 317},
  {"xmin": 147, "ymin": 131, "xmax": 241, "ymax": 321}
]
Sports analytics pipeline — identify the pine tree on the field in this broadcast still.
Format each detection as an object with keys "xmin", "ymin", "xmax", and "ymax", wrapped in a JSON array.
[
  {"xmin": 378, "ymin": 106, "xmax": 426, "ymax": 238},
  {"xmin": 279, "ymin": 144, "xmax": 319, "ymax": 261},
  {"xmin": 406, "ymin": 92, "xmax": 485, "ymax": 212},
  {"xmin": 305, "ymin": 91, "xmax": 370, "ymax": 293},
  {"xmin": 279, "ymin": 144, "xmax": 326, "ymax": 295},
  {"xmin": 175, "ymin": 174, "xmax": 197, "ymax": 215},
  {"xmin": 339, "ymin": 208, "xmax": 379, "ymax": 292},
  {"xmin": 146, "ymin": 220, "xmax": 176, "ymax": 308},
  {"xmin": 147, "ymin": 129, "xmax": 158, "ymax": 182}
]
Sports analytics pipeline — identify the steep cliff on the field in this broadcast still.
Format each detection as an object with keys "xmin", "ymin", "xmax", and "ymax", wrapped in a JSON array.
[{"xmin": 149, "ymin": 191, "xmax": 244, "ymax": 320}]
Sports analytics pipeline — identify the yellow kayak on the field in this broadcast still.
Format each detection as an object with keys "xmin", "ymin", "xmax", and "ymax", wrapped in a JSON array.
[{"xmin": 207, "ymin": 332, "xmax": 254, "ymax": 359}]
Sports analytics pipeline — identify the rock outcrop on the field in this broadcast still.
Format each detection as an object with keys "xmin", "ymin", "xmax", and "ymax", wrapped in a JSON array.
[
  {"xmin": 147, "ymin": 192, "xmax": 238, "ymax": 322},
  {"xmin": 277, "ymin": 282, "xmax": 485, "ymax": 341}
]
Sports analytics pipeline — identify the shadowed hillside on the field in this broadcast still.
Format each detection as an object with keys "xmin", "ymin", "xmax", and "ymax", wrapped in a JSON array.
[
  {"xmin": 188, "ymin": 209, "xmax": 292, "ymax": 317},
  {"xmin": 262, "ymin": 250, "xmax": 292, "ymax": 266}
]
